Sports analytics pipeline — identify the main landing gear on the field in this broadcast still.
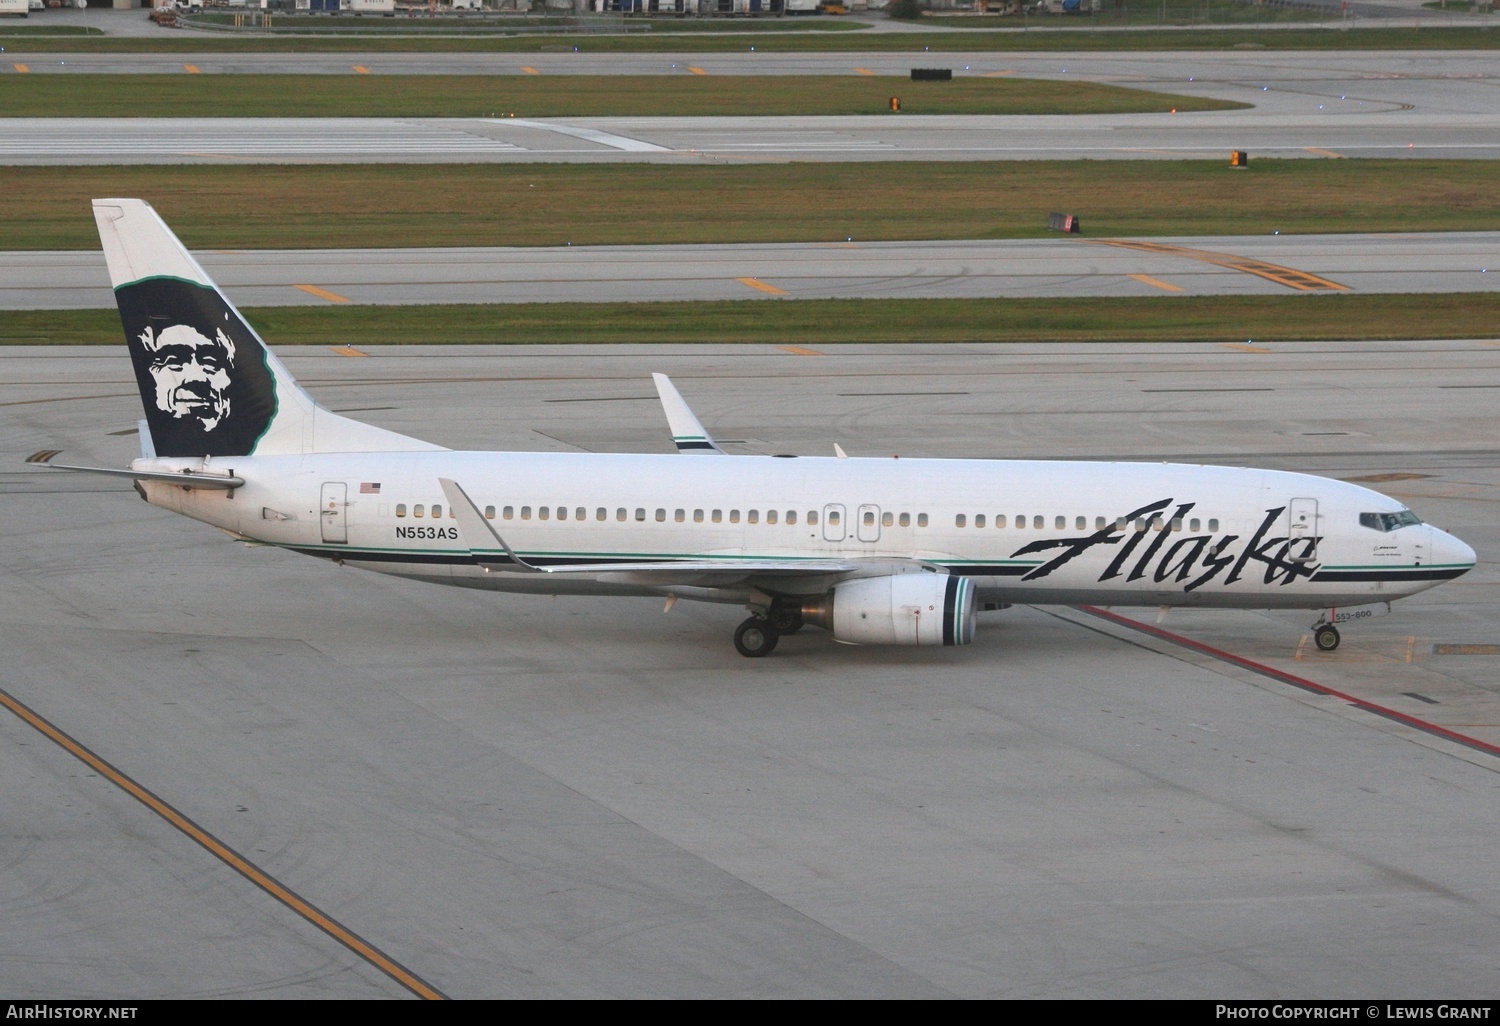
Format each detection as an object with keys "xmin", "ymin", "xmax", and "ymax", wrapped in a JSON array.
[
  {"xmin": 734, "ymin": 617, "xmax": 779, "ymax": 658},
  {"xmin": 767, "ymin": 604, "xmax": 804, "ymax": 635},
  {"xmin": 734, "ymin": 602, "xmax": 805, "ymax": 658}
]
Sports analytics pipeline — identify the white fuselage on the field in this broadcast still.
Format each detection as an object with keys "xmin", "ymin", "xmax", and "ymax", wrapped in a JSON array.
[{"xmin": 137, "ymin": 450, "xmax": 1474, "ymax": 611}]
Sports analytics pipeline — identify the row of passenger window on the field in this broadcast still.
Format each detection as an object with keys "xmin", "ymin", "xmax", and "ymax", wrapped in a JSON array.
[
  {"xmin": 393, "ymin": 504, "xmax": 918, "ymax": 526},
  {"xmin": 953, "ymin": 514, "xmax": 1220, "ymax": 533},
  {"xmin": 389, "ymin": 503, "xmax": 1218, "ymax": 535}
]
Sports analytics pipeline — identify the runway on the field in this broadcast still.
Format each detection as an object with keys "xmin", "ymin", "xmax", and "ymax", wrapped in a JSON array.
[
  {"xmin": 7, "ymin": 232, "xmax": 1498, "ymax": 309},
  {"xmin": 2, "ymin": 342, "xmax": 1498, "ymax": 997},
  {"xmin": 5, "ymin": 109, "xmax": 1495, "ymax": 164},
  {"xmin": 2, "ymin": 50, "xmax": 1497, "ymax": 164}
]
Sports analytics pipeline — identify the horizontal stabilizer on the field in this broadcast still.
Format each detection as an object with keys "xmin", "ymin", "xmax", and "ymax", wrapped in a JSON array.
[{"xmin": 27, "ymin": 451, "xmax": 243, "ymax": 489}]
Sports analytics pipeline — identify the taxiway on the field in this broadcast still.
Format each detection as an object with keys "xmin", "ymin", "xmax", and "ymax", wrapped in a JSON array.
[{"xmin": 2, "ymin": 343, "xmax": 1498, "ymax": 997}]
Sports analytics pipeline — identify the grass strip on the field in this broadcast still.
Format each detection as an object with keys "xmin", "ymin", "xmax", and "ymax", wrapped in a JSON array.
[
  {"xmin": 0, "ymin": 73, "xmax": 1240, "ymax": 118},
  {"xmin": 6, "ymin": 161, "xmax": 1496, "ymax": 251},
  {"xmin": 10, "ymin": 294, "xmax": 1499, "ymax": 346},
  {"xmin": 1, "ymin": 25, "xmax": 1497, "ymax": 52},
  {"xmin": 0, "ymin": 24, "xmax": 100, "ymax": 35}
]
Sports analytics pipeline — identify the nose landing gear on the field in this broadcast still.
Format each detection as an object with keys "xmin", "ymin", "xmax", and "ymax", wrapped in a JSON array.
[
  {"xmin": 1313, "ymin": 622, "xmax": 1341, "ymax": 652},
  {"xmin": 1310, "ymin": 603, "xmax": 1389, "ymax": 653}
]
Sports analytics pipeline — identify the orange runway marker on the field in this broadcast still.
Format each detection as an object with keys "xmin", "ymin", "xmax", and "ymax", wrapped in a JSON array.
[
  {"xmin": 737, "ymin": 277, "xmax": 786, "ymax": 295},
  {"xmin": 295, "ymin": 284, "xmax": 353, "ymax": 304},
  {"xmin": 1127, "ymin": 273, "xmax": 1184, "ymax": 293}
]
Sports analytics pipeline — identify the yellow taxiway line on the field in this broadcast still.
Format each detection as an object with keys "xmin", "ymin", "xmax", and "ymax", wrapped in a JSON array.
[
  {"xmin": 0, "ymin": 682, "xmax": 446, "ymax": 1000},
  {"xmin": 1094, "ymin": 239, "xmax": 1349, "ymax": 292}
]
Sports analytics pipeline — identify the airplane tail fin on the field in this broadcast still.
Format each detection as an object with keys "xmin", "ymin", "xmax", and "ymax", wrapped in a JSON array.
[{"xmin": 93, "ymin": 199, "xmax": 442, "ymax": 458}]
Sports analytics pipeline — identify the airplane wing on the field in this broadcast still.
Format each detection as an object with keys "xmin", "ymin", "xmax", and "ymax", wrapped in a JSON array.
[
  {"xmin": 498, "ymin": 557, "xmax": 861, "ymax": 578},
  {"xmin": 652, "ymin": 373, "xmax": 724, "ymax": 454},
  {"xmin": 438, "ymin": 477, "xmax": 862, "ymax": 585}
]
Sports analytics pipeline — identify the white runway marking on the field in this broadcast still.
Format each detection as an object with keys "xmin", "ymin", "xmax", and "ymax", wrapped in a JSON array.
[{"xmin": 499, "ymin": 119, "xmax": 669, "ymax": 153}]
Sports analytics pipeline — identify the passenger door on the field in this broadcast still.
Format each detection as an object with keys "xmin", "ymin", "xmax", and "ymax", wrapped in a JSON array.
[
  {"xmin": 1288, "ymin": 497, "xmax": 1318, "ymax": 562},
  {"xmin": 822, "ymin": 503, "xmax": 846, "ymax": 542},
  {"xmin": 320, "ymin": 482, "xmax": 348, "ymax": 544}
]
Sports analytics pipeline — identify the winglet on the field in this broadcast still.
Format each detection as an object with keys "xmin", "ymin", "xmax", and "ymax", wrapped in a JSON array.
[
  {"xmin": 438, "ymin": 478, "xmax": 543, "ymax": 573},
  {"xmin": 652, "ymin": 373, "xmax": 723, "ymax": 454}
]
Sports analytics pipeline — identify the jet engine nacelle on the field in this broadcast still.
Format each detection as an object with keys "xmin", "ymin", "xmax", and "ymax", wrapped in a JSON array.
[{"xmin": 805, "ymin": 573, "xmax": 976, "ymax": 646}]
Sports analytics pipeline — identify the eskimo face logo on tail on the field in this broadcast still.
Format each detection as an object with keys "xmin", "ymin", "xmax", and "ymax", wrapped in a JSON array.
[
  {"xmin": 116, "ymin": 278, "xmax": 278, "ymax": 458},
  {"xmin": 139, "ymin": 323, "xmax": 235, "ymax": 432}
]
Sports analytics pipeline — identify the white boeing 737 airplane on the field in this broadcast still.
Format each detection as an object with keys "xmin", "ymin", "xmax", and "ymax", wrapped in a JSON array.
[{"xmin": 31, "ymin": 199, "xmax": 1477, "ymax": 657}]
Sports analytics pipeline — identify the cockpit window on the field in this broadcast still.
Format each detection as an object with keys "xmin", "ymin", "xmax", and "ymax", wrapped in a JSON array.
[{"xmin": 1359, "ymin": 510, "xmax": 1422, "ymax": 533}]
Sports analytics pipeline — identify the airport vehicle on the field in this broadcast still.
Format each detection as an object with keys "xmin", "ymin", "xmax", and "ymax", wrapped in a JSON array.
[
  {"xmin": 32, "ymin": 199, "xmax": 1476, "ymax": 657},
  {"xmin": 0, "ymin": 0, "xmax": 30, "ymax": 17}
]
